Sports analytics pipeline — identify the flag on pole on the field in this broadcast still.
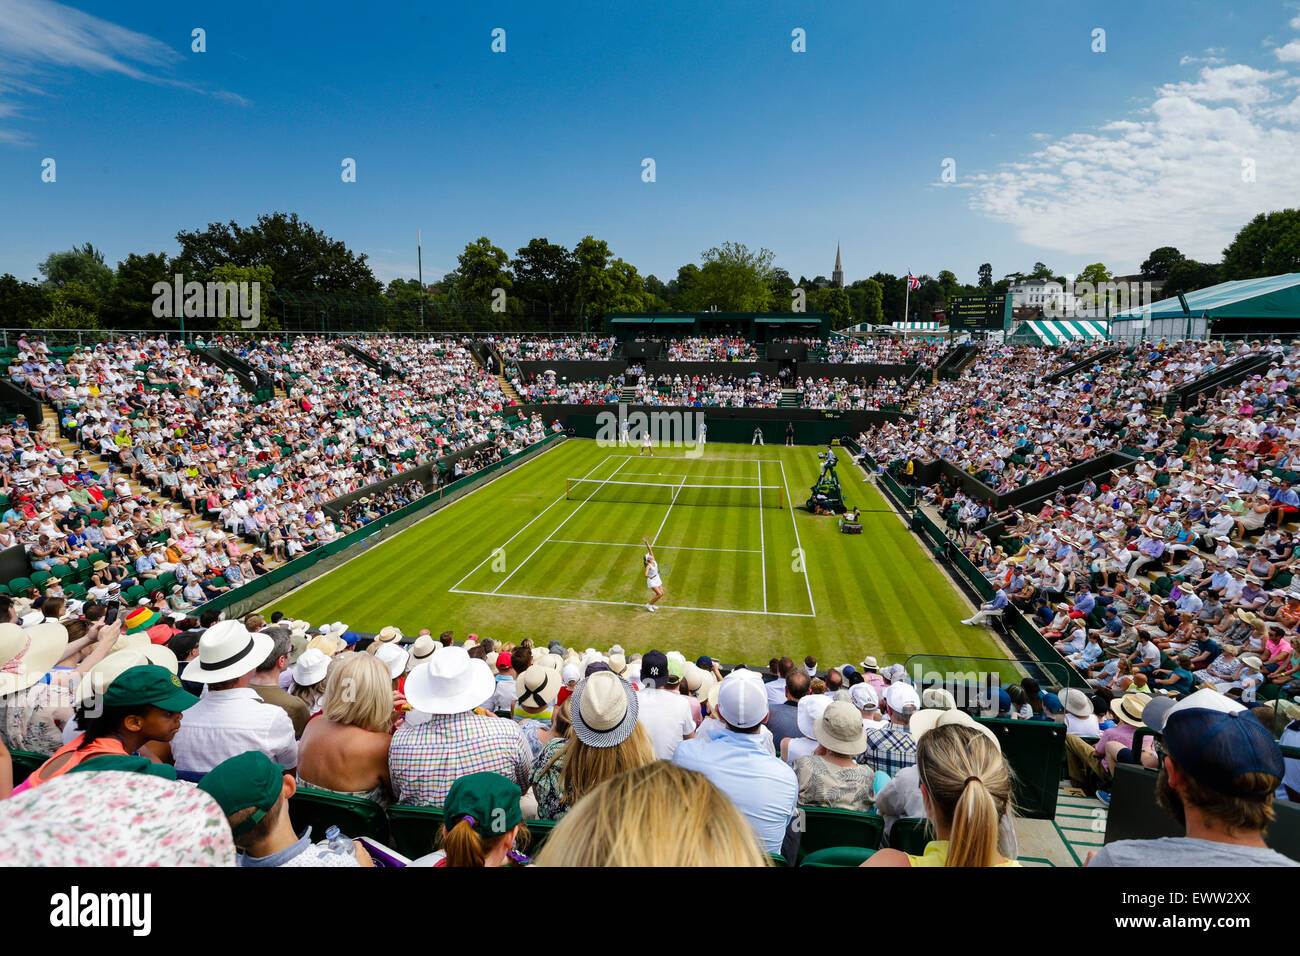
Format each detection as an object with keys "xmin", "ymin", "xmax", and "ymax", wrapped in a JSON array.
[{"xmin": 906, "ymin": 272, "xmax": 921, "ymax": 291}]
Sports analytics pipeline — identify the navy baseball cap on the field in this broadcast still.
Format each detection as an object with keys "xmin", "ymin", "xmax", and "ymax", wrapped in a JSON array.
[
  {"xmin": 1163, "ymin": 690, "xmax": 1285, "ymax": 794},
  {"xmin": 641, "ymin": 649, "xmax": 669, "ymax": 687}
]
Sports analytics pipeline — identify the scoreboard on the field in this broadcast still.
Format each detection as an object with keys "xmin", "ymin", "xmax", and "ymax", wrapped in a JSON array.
[{"xmin": 948, "ymin": 293, "xmax": 1010, "ymax": 330}]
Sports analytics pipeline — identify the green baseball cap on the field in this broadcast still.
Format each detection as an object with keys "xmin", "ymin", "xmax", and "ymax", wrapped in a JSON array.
[
  {"xmin": 444, "ymin": 772, "xmax": 523, "ymax": 841},
  {"xmin": 66, "ymin": 754, "xmax": 179, "ymax": 781},
  {"xmin": 104, "ymin": 665, "xmax": 200, "ymax": 712},
  {"xmin": 666, "ymin": 656, "xmax": 686, "ymax": 682},
  {"xmin": 198, "ymin": 751, "xmax": 288, "ymax": 837}
]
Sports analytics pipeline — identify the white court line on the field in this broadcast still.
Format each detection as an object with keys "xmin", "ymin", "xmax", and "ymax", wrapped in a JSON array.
[
  {"xmin": 609, "ymin": 455, "xmax": 770, "ymax": 464},
  {"xmin": 549, "ymin": 539, "xmax": 761, "ymax": 554},
  {"xmin": 616, "ymin": 472, "xmax": 762, "ymax": 482},
  {"xmin": 449, "ymin": 586, "xmax": 816, "ymax": 618},
  {"xmin": 758, "ymin": 459, "xmax": 767, "ymax": 613},
  {"xmin": 778, "ymin": 458, "xmax": 818, "ymax": 617},
  {"xmin": 651, "ymin": 475, "xmax": 687, "ymax": 545},
  {"xmin": 492, "ymin": 456, "xmax": 630, "ymax": 593},
  {"xmin": 449, "ymin": 452, "xmax": 611, "ymax": 592}
]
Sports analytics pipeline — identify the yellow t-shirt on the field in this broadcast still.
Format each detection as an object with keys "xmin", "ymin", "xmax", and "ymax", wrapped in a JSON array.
[{"xmin": 906, "ymin": 840, "xmax": 1021, "ymax": 867}]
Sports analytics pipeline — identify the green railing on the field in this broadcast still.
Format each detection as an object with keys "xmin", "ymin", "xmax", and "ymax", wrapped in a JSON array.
[{"xmin": 194, "ymin": 432, "xmax": 567, "ymax": 618}]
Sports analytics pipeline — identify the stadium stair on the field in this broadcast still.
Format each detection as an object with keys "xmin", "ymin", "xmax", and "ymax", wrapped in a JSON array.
[
  {"xmin": 41, "ymin": 404, "xmax": 278, "ymax": 568},
  {"xmin": 778, "ymin": 388, "xmax": 801, "ymax": 409},
  {"xmin": 619, "ymin": 384, "xmax": 638, "ymax": 403}
]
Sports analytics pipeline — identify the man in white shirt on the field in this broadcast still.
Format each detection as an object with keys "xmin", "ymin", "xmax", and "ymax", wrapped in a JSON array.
[
  {"xmin": 635, "ymin": 650, "xmax": 695, "ymax": 760},
  {"xmin": 171, "ymin": 619, "xmax": 298, "ymax": 775}
]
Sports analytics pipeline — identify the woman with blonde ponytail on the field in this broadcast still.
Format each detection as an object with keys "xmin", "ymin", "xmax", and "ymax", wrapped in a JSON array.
[{"xmin": 865, "ymin": 721, "xmax": 1020, "ymax": 867}]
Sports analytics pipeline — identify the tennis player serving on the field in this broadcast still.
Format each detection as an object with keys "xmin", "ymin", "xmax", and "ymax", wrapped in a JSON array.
[{"xmin": 641, "ymin": 536, "xmax": 664, "ymax": 612}]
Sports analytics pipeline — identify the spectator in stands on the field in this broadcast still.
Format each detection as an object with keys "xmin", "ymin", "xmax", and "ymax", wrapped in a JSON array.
[
  {"xmin": 865, "ymin": 721, "xmax": 1020, "ymax": 867},
  {"xmin": 635, "ymin": 649, "xmax": 694, "ymax": 760},
  {"xmin": 766, "ymin": 656, "xmax": 794, "ymax": 706},
  {"xmin": 1065, "ymin": 693, "xmax": 1149, "ymax": 797},
  {"xmin": 792, "ymin": 698, "xmax": 876, "ymax": 811},
  {"xmin": 860, "ymin": 681, "xmax": 921, "ymax": 775},
  {"xmin": 389, "ymin": 645, "xmax": 531, "ymax": 807},
  {"xmin": 295, "ymin": 653, "xmax": 394, "ymax": 807},
  {"xmin": 873, "ymin": 708, "xmax": 1018, "ymax": 858},
  {"xmin": 249, "ymin": 627, "xmax": 309, "ymax": 737},
  {"xmin": 414, "ymin": 772, "xmax": 530, "ymax": 867},
  {"xmin": 170, "ymin": 620, "xmax": 298, "ymax": 775},
  {"xmin": 1088, "ymin": 689, "xmax": 1296, "ymax": 866},
  {"xmin": 767, "ymin": 668, "xmax": 809, "ymax": 753},
  {"xmin": 532, "ymin": 671, "xmax": 653, "ymax": 821},
  {"xmin": 961, "ymin": 587, "xmax": 1009, "ymax": 627},
  {"xmin": 537, "ymin": 761, "xmax": 768, "ymax": 867},
  {"xmin": 674, "ymin": 669, "xmax": 798, "ymax": 854},
  {"xmin": 199, "ymin": 750, "xmax": 373, "ymax": 867}
]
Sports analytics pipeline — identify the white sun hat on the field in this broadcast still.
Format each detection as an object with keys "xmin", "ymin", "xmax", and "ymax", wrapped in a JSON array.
[
  {"xmin": 402, "ymin": 645, "xmax": 493, "ymax": 715},
  {"xmin": 181, "ymin": 619, "xmax": 273, "ymax": 685}
]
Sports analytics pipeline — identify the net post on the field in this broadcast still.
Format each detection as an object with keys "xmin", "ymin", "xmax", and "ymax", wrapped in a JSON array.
[
  {"xmin": 779, "ymin": 486, "xmax": 784, "ymax": 509},
  {"xmin": 565, "ymin": 478, "xmax": 571, "ymax": 500}
]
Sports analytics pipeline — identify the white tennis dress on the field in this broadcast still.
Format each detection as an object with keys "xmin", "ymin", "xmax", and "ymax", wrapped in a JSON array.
[{"xmin": 646, "ymin": 559, "xmax": 663, "ymax": 589}]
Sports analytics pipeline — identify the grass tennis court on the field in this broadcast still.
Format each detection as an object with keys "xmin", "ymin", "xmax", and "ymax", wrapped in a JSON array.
[{"xmin": 269, "ymin": 440, "xmax": 1014, "ymax": 667}]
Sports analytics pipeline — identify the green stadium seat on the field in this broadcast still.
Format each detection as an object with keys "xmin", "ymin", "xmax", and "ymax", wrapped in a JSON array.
[
  {"xmin": 64, "ymin": 583, "xmax": 87, "ymax": 600},
  {"xmin": 124, "ymin": 585, "xmax": 147, "ymax": 604},
  {"xmin": 794, "ymin": 806, "xmax": 884, "ymax": 862},
  {"xmin": 29, "ymin": 569, "xmax": 51, "ymax": 588},
  {"xmin": 975, "ymin": 717, "xmax": 1066, "ymax": 819},
  {"xmin": 800, "ymin": 846, "xmax": 876, "ymax": 867},
  {"xmin": 386, "ymin": 805, "xmax": 444, "ymax": 859},
  {"xmin": 886, "ymin": 817, "xmax": 932, "ymax": 855},
  {"xmin": 287, "ymin": 788, "xmax": 389, "ymax": 844},
  {"xmin": 52, "ymin": 563, "xmax": 77, "ymax": 582},
  {"xmin": 7, "ymin": 577, "xmax": 31, "ymax": 595},
  {"xmin": 8, "ymin": 749, "xmax": 46, "ymax": 785}
]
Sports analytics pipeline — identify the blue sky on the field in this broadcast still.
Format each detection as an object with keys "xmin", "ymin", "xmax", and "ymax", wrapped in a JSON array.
[{"xmin": 3, "ymin": 0, "xmax": 1300, "ymax": 288}]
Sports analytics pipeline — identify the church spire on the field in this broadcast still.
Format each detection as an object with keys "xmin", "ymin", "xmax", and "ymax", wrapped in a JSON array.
[{"xmin": 832, "ymin": 243, "xmax": 844, "ymax": 288}]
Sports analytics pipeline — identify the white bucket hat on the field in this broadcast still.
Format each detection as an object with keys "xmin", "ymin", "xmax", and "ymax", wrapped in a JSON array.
[
  {"xmin": 402, "ymin": 645, "xmax": 493, "ymax": 714},
  {"xmin": 796, "ymin": 693, "xmax": 833, "ymax": 741},
  {"xmin": 290, "ymin": 648, "xmax": 330, "ymax": 687},
  {"xmin": 181, "ymin": 619, "xmax": 272, "ymax": 685},
  {"xmin": 373, "ymin": 642, "xmax": 409, "ymax": 679}
]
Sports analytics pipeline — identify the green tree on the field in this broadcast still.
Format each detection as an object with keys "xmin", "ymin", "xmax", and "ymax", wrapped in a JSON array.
[
  {"xmin": 870, "ymin": 272, "xmax": 904, "ymax": 323},
  {"xmin": 666, "ymin": 263, "xmax": 700, "ymax": 309},
  {"xmin": 1140, "ymin": 246, "xmax": 1185, "ymax": 280},
  {"xmin": 1031, "ymin": 261, "xmax": 1053, "ymax": 279},
  {"xmin": 1221, "ymin": 209, "xmax": 1300, "ymax": 280},
  {"xmin": 210, "ymin": 263, "xmax": 280, "ymax": 331},
  {"xmin": 1164, "ymin": 259, "xmax": 1221, "ymax": 295},
  {"xmin": 679, "ymin": 242, "xmax": 776, "ymax": 312},
  {"xmin": 511, "ymin": 238, "xmax": 575, "ymax": 319},
  {"xmin": 37, "ymin": 288, "xmax": 101, "ymax": 329},
  {"xmin": 174, "ymin": 212, "xmax": 381, "ymax": 296},
  {"xmin": 38, "ymin": 243, "xmax": 114, "ymax": 298},
  {"xmin": 977, "ymin": 263, "xmax": 993, "ymax": 288},
  {"xmin": 858, "ymin": 278, "xmax": 884, "ymax": 323},
  {"xmin": 808, "ymin": 286, "xmax": 851, "ymax": 323},
  {"xmin": 0, "ymin": 274, "xmax": 52, "ymax": 327},
  {"xmin": 104, "ymin": 252, "xmax": 172, "ymax": 328},
  {"xmin": 444, "ymin": 237, "xmax": 513, "ymax": 312}
]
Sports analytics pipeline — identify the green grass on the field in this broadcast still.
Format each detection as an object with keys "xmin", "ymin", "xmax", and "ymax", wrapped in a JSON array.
[{"xmin": 269, "ymin": 440, "xmax": 1015, "ymax": 668}]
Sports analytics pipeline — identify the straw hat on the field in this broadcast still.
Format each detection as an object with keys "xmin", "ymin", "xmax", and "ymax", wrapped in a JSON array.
[
  {"xmin": 570, "ymin": 671, "xmax": 639, "ymax": 747},
  {"xmin": 181, "ymin": 620, "xmax": 273, "ymax": 685},
  {"xmin": 376, "ymin": 626, "xmax": 403, "ymax": 644},
  {"xmin": 0, "ymin": 622, "xmax": 69, "ymax": 694},
  {"xmin": 515, "ymin": 665, "xmax": 561, "ymax": 710},
  {"xmin": 409, "ymin": 635, "xmax": 438, "ymax": 664},
  {"xmin": 909, "ymin": 706, "xmax": 999, "ymax": 746},
  {"xmin": 1110, "ymin": 693, "xmax": 1150, "ymax": 727}
]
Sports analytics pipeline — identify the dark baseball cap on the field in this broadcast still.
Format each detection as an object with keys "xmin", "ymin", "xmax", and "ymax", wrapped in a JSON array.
[
  {"xmin": 641, "ymin": 649, "xmax": 669, "ymax": 687},
  {"xmin": 1163, "ymin": 690, "xmax": 1285, "ymax": 794}
]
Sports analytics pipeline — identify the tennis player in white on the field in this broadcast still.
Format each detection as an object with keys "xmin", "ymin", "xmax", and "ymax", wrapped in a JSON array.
[
  {"xmin": 640, "ymin": 430, "xmax": 653, "ymax": 456},
  {"xmin": 641, "ymin": 536, "xmax": 664, "ymax": 611}
]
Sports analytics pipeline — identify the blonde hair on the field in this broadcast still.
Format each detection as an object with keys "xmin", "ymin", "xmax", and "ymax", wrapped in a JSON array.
[
  {"xmin": 560, "ymin": 721, "xmax": 655, "ymax": 807},
  {"xmin": 916, "ymin": 723, "xmax": 1014, "ymax": 867},
  {"xmin": 537, "ymin": 762, "xmax": 769, "ymax": 867},
  {"xmin": 321, "ymin": 653, "xmax": 393, "ymax": 732}
]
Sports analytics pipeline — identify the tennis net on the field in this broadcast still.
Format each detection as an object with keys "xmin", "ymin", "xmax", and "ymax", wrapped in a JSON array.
[{"xmin": 565, "ymin": 478, "xmax": 784, "ymax": 509}]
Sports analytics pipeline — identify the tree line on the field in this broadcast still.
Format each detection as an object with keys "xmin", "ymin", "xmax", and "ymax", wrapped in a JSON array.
[{"xmin": 2, "ymin": 208, "xmax": 1297, "ymax": 333}]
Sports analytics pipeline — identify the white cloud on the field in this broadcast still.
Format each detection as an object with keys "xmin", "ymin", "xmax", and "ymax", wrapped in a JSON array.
[
  {"xmin": 0, "ymin": 0, "xmax": 246, "ymax": 143},
  {"xmin": 969, "ymin": 62, "xmax": 1300, "ymax": 267},
  {"xmin": 1276, "ymin": 40, "xmax": 1300, "ymax": 62},
  {"xmin": 1291, "ymin": 13, "xmax": 1300, "ymax": 29}
]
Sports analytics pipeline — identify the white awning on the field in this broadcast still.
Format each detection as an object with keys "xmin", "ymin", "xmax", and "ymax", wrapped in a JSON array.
[{"xmin": 1020, "ymin": 320, "xmax": 1110, "ymax": 345}]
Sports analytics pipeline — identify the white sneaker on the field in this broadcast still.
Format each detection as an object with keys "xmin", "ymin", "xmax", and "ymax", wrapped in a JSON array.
[
  {"xmin": 960, "ymin": 618, "xmax": 974, "ymax": 625},
  {"xmin": 646, "ymin": 604, "xmax": 656, "ymax": 612}
]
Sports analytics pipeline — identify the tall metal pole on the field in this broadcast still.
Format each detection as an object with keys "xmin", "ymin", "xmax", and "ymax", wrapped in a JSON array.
[
  {"xmin": 902, "ymin": 271, "xmax": 911, "ymax": 327},
  {"xmin": 417, "ymin": 229, "xmax": 425, "ymax": 328}
]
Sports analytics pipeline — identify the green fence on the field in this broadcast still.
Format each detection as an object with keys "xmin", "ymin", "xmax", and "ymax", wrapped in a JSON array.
[{"xmin": 195, "ymin": 433, "xmax": 567, "ymax": 619}]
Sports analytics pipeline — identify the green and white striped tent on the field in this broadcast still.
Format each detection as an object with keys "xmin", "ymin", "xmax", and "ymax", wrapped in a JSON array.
[
  {"xmin": 896, "ymin": 321, "xmax": 942, "ymax": 331},
  {"xmin": 1012, "ymin": 319, "xmax": 1110, "ymax": 346}
]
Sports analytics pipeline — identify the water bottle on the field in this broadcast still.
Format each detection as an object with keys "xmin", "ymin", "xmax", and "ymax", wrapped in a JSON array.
[{"xmin": 324, "ymin": 825, "xmax": 355, "ymax": 856}]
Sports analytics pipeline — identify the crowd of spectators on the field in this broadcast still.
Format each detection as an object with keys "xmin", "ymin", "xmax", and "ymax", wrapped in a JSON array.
[
  {"xmin": 632, "ymin": 373, "xmax": 782, "ymax": 407},
  {"xmin": 491, "ymin": 336, "xmax": 617, "ymax": 362},
  {"xmin": 510, "ymin": 371, "xmax": 622, "ymax": 404},
  {"xmin": 664, "ymin": 336, "xmax": 759, "ymax": 361},
  {"xmin": 802, "ymin": 376, "xmax": 919, "ymax": 411},
  {"xmin": 821, "ymin": 338, "xmax": 952, "ymax": 368}
]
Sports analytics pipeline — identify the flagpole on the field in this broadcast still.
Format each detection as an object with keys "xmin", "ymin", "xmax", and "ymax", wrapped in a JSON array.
[
  {"xmin": 902, "ymin": 270, "xmax": 911, "ymax": 326},
  {"xmin": 417, "ymin": 229, "xmax": 424, "ymax": 328}
]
